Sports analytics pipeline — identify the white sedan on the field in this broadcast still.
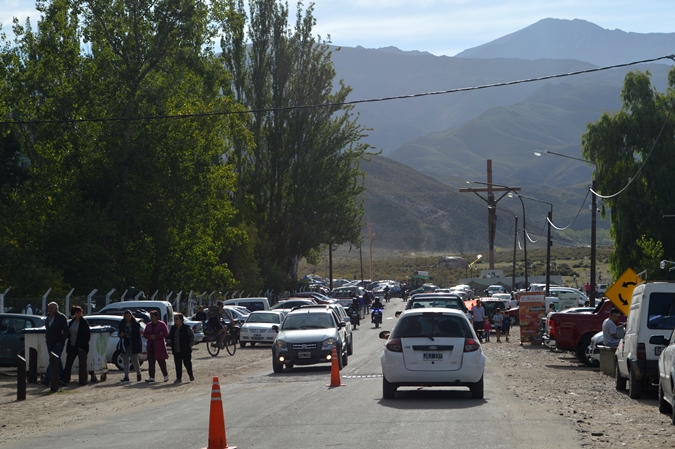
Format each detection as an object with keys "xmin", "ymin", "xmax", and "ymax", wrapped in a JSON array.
[
  {"xmin": 239, "ymin": 311, "xmax": 286, "ymax": 347},
  {"xmin": 379, "ymin": 308, "xmax": 485, "ymax": 399}
]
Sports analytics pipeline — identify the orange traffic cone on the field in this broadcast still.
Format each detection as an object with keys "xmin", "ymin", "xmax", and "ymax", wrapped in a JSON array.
[
  {"xmin": 327, "ymin": 346, "xmax": 344, "ymax": 387},
  {"xmin": 203, "ymin": 376, "xmax": 237, "ymax": 449}
]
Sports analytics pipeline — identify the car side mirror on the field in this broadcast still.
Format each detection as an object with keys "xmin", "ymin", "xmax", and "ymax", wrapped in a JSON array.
[
  {"xmin": 650, "ymin": 335, "xmax": 667, "ymax": 346},
  {"xmin": 395, "ymin": 311, "xmax": 402, "ymax": 318},
  {"xmin": 272, "ymin": 325, "xmax": 279, "ymax": 333},
  {"xmin": 379, "ymin": 330, "xmax": 390, "ymax": 340}
]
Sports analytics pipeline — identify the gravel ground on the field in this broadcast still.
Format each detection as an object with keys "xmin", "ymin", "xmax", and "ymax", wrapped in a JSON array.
[{"xmin": 1, "ymin": 330, "xmax": 673, "ymax": 448}]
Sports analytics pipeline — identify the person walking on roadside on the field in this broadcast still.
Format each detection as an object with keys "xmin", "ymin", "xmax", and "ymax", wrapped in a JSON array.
[
  {"xmin": 43, "ymin": 301, "xmax": 69, "ymax": 386},
  {"xmin": 118, "ymin": 310, "xmax": 143, "ymax": 382},
  {"xmin": 60, "ymin": 306, "xmax": 91, "ymax": 384},
  {"xmin": 168, "ymin": 313, "xmax": 195, "ymax": 384},
  {"xmin": 492, "ymin": 308, "xmax": 503, "ymax": 342},
  {"xmin": 143, "ymin": 310, "xmax": 170, "ymax": 382},
  {"xmin": 470, "ymin": 299, "xmax": 486, "ymax": 341},
  {"xmin": 501, "ymin": 310, "xmax": 511, "ymax": 342}
]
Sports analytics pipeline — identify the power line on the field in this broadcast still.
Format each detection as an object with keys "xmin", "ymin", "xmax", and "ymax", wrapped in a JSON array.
[{"xmin": 2, "ymin": 54, "xmax": 673, "ymax": 126}]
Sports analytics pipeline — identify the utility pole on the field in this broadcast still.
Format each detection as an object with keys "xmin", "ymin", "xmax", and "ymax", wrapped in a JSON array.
[{"xmin": 460, "ymin": 160, "xmax": 520, "ymax": 270}]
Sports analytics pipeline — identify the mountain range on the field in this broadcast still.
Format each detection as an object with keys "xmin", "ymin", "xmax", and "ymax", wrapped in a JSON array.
[{"xmin": 329, "ymin": 18, "xmax": 675, "ymax": 253}]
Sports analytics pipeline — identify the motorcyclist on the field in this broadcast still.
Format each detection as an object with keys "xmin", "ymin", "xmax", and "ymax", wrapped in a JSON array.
[
  {"xmin": 371, "ymin": 297, "xmax": 383, "ymax": 323},
  {"xmin": 349, "ymin": 298, "xmax": 361, "ymax": 326},
  {"xmin": 383, "ymin": 285, "xmax": 391, "ymax": 302}
]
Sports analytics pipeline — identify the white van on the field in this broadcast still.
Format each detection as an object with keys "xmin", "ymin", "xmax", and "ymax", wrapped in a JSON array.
[
  {"xmin": 99, "ymin": 300, "xmax": 175, "ymax": 326},
  {"xmin": 615, "ymin": 281, "xmax": 675, "ymax": 399},
  {"xmin": 222, "ymin": 297, "xmax": 270, "ymax": 312}
]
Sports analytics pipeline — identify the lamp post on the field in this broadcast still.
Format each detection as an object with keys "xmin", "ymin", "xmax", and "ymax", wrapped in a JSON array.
[
  {"xmin": 535, "ymin": 150, "xmax": 597, "ymax": 306},
  {"xmin": 519, "ymin": 195, "xmax": 553, "ymax": 296},
  {"xmin": 497, "ymin": 207, "xmax": 519, "ymax": 292},
  {"xmin": 470, "ymin": 181, "xmax": 528, "ymax": 288}
]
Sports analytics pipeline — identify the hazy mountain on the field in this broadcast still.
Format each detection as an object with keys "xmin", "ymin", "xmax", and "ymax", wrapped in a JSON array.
[{"xmin": 455, "ymin": 18, "xmax": 675, "ymax": 67}]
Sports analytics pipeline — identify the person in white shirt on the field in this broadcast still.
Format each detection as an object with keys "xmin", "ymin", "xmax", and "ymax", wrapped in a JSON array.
[{"xmin": 602, "ymin": 308, "xmax": 623, "ymax": 348}]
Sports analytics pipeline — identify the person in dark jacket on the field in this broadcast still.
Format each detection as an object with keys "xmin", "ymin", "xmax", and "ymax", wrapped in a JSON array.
[
  {"xmin": 43, "ymin": 301, "xmax": 69, "ymax": 386},
  {"xmin": 118, "ymin": 310, "xmax": 143, "ymax": 382},
  {"xmin": 60, "ymin": 306, "xmax": 91, "ymax": 384},
  {"xmin": 168, "ymin": 313, "xmax": 195, "ymax": 384}
]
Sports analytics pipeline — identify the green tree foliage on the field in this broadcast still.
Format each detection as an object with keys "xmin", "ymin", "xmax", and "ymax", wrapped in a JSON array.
[
  {"xmin": 218, "ymin": 0, "xmax": 369, "ymax": 289},
  {"xmin": 0, "ymin": 0, "xmax": 251, "ymax": 295},
  {"xmin": 582, "ymin": 68, "xmax": 675, "ymax": 279}
]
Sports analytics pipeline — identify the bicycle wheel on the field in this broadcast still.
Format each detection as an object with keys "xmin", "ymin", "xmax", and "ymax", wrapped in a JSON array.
[
  {"xmin": 207, "ymin": 338, "xmax": 220, "ymax": 357},
  {"xmin": 225, "ymin": 335, "xmax": 236, "ymax": 355}
]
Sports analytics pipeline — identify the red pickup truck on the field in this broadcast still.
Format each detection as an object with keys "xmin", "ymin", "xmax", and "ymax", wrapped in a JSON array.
[{"xmin": 543, "ymin": 300, "xmax": 627, "ymax": 366}]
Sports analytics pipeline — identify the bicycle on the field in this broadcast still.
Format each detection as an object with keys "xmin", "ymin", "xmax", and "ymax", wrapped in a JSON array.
[{"xmin": 204, "ymin": 325, "xmax": 237, "ymax": 357}]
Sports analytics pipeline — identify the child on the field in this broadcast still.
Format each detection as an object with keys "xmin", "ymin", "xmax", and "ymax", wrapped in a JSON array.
[
  {"xmin": 501, "ymin": 310, "xmax": 511, "ymax": 342},
  {"xmin": 483, "ymin": 317, "xmax": 492, "ymax": 342},
  {"xmin": 492, "ymin": 308, "xmax": 503, "ymax": 342}
]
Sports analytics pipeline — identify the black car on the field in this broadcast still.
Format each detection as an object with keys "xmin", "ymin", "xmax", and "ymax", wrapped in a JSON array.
[{"xmin": 0, "ymin": 313, "xmax": 46, "ymax": 366}]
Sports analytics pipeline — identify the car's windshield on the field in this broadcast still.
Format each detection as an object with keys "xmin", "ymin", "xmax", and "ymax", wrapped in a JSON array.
[
  {"xmin": 393, "ymin": 314, "xmax": 472, "ymax": 339},
  {"xmin": 247, "ymin": 313, "xmax": 281, "ymax": 324},
  {"xmin": 282, "ymin": 313, "xmax": 335, "ymax": 330}
]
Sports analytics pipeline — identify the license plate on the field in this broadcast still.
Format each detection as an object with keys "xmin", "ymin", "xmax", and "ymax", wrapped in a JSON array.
[
  {"xmin": 298, "ymin": 352, "xmax": 311, "ymax": 359},
  {"xmin": 254, "ymin": 333, "xmax": 262, "ymax": 337},
  {"xmin": 656, "ymin": 346, "xmax": 665, "ymax": 356},
  {"xmin": 423, "ymin": 352, "xmax": 443, "ymax": 360},
  {"xmin": 252, "ymin": 336, "xmax": 264, "ymax": 340}
]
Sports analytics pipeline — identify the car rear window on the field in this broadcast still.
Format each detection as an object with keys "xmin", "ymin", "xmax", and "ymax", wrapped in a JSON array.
[
  {"xmin": 407, "ymin": 298, "xmax": 464, "ymax": 310},
  {"xmin": 647, "ymin": 292, "xmax": 675, "ymax": 329},
  {"xmin": 393, "ymin": 314, "xmax": 472, "ymax": 339}
]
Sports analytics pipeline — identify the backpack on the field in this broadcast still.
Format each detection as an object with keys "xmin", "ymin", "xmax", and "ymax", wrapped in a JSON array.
[{"xmin": 207, "ymin": 305, "xmax": 219, "ymax": 318}]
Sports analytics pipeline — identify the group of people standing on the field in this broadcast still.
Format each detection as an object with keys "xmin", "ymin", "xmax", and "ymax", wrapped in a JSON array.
[
  {"xmin": 42, "ymin": 302, "xmax": 195, "ymax": 387},
  {"xmin": 469, "ymin": 299, "xmax": 510, "ymax": 343}
]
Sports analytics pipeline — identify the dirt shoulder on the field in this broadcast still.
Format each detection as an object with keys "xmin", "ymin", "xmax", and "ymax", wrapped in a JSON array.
[{"xmin": 1, "ymin": 333, "xmax": 672, "ymax": 448}]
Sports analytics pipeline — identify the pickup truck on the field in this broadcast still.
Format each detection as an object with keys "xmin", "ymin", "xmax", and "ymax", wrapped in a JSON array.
[{"xmin": 543, "ymin": 300, "xmax": 626, "ymax": 366}]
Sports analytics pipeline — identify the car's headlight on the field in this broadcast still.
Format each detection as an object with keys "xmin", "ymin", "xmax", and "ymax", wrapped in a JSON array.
[
  {"xmin": 322, "ymin": 337, "xmax": 336, "ymax": 348},
  {"xmin": 276, "ymin": 339, "xmax": 288, "ymax": 349}
]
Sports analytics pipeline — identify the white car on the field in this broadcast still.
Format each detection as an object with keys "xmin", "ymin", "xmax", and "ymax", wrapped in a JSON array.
[
  {"xmin": 657, "ymin": 330, "xmax": 675, "ymax": 424},
  {"xmin": 85, "ymin": 315, "xmax": 148, "ymax": 370},
  {"xmin": 239, "ymin": 311, "xmax": 286, "ymax": 347},
  {"xmin": 379, "ymin": 308, "xmax": 485, "ymax": 399}
]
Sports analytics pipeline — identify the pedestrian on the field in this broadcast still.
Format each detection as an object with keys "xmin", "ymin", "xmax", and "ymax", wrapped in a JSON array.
[
  {"xmin": 602, "ymin": 308, "xmax": 623, "ymax": 348},
  {"xmin": 143, "ymin": 310, "xmax": 170, "ymax": 382},
  {"xmin": 60, "ymin": 306, "xmax": 91, "ymax": 384},
  {"xmin": 501, "ymin": 310, "xmax": 511, "ymax": 342},
  {"xmin": 492, "ymin": 308, "xmax": 503, "ymax": 342},
  {"xmin": 584, "ymin": 282, "xmax": 590, "ymax": 297},
  {"xmin": 43, "ymin": 301, "xmax": 69, "ymax": 386},
  {"xmin": 471, "ymin": 299, "xmax": 485, "ymax": 341},
  {"xmin": 194, "ymin": 306, "xmax": 207, "ymax": 322},
  {"xmin": 118, "ymin": 310, "xmax": 143, "ymax": 382},
  {"xmin": 168, "ymin": 313, "xmax": 195, "ymax": 384},
  {"xmin": 483, "ymin": 317, "xmax": 492, "ymax": 342}
]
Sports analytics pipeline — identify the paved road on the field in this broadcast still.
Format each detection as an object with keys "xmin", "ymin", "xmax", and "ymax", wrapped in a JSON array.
[{"xmin": 8, "ymin": 305, "xmax": 583, "ymax": 448}]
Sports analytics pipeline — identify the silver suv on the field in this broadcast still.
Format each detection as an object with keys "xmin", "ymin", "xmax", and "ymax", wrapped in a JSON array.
[{"xmin": 271, "ymin": 306, "xmax": 348, "ymax": 373}]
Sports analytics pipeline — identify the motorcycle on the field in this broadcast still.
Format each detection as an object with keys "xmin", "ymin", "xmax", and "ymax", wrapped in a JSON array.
[
  {"xmin": 349, "ymin": 307, "xmax": 360, "ymax": 329},
  {"xmin": 371, "ymin": 307, "xmax": 383, "ymax": 328}
]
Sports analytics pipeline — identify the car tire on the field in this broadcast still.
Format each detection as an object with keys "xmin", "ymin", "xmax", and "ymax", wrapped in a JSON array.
[
  {"xmin": 615, "ymin": 359, "xmax": 626, "ymax": 391},
  {"xmin": 628, "ymin": 365, "xmax": 643, "ymax": 399},
  {"xmin": 347, "ymin": 337, "xmax": 353, "ymax": 356},
  {"xmin": 470, "ymin": 376, "xmax": 484, "ymax": 399},
  {"xmin": 577, "ymin": 339, "xmax": 598, "ymax": 367},
  {"xmin": 342, "ymin": 349, "xmax": 348, "ymax": 368},
  {"xmin": 272, "ymin": 354, "xmax": 284, "ymax": 374},
  {"xmin": 337, "ymin": 346, "xmax": 344, "ymax": 370},
  {"xmin": 240, "ymin": 341, "xmax": 247, "ymax": 348},
  {"xmin": 659, "ymin": 383, "xmax": 673, "ymax": 414},
  {"xmin": 382, "ymin": 376, "xmax": 397, "ymax": 399},
  {"xmin": 112, "ymin": 349, "xmax": 124, "ymax": 371}
]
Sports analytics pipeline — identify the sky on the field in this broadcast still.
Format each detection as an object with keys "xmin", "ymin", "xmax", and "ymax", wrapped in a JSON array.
[{"xmin": 2, "ymin": 0, "xmax": 675, "ymax": 56}]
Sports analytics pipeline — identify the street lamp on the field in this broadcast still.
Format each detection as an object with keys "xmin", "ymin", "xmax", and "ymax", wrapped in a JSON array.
[
  {"xmin": 519, "ymin": 194, "xmax": 553, "ymax": 296},
  {"xmin": 470, "ymin": 181, "xmax": 528, "ymax": 288},
  {"xmin": 497, "ymin": 207, "xmax": 519, "ymax": 292},
  {"xmin": 467, "ymin": 254, "xmax": 483, "ymax": 278},
  {"xmin": 535, "ymin": 150, "xmax": 598, "ymax": 306}
]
